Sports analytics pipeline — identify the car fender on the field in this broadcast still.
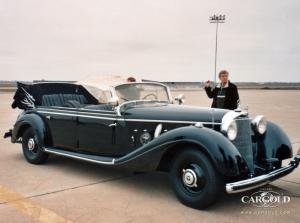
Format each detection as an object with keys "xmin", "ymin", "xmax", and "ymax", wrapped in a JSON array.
[
  {"xmin": 12, "ymin": 111, "xmax": 49, "ymax": 146},
  {"xmin": 115, "ymin": 125, "xmax": 248, "ymax": 177},
  {"xmin": 255, "ymin": 121, "xmax": 293, "ymax": 161}
]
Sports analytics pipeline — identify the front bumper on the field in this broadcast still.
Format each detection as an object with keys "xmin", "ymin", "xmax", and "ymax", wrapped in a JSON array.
[{"xmin": 226, "ymin": 154, "xmax": 300, "ymax": 193}]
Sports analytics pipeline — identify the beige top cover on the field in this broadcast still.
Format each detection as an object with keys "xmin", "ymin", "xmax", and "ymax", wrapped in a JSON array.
[{"xmin": 76, "ymin": 74, "xmax": 141, "ymax": 103}]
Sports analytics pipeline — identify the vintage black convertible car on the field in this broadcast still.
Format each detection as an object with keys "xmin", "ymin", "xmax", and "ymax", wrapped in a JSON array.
[{"xmin": 4, "ymin": 75, "xmax": 300, "ymax": 209}]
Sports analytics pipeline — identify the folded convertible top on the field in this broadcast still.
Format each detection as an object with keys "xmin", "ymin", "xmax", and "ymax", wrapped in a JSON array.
[{"xmin": 12, "ymin": 82, "xmax": 98, "ymax": 110}]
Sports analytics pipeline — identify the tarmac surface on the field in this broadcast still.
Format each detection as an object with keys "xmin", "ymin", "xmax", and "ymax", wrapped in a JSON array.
[{"xmin": 0, "ymin": 90, "xmax": 299, "ymax": 223}]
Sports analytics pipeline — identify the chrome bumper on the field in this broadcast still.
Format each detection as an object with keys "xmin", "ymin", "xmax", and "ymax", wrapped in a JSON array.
[{"xmin": 226, "ymin": 155, "xmax": 300, "ymax": 193}]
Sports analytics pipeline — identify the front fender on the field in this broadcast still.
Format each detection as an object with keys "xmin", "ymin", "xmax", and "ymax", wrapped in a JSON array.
[
  {"xmin": 115, "ymin": 125, "xmax": 248, "ymax": 177},
  {"xmin": 255, "ymin": 121, "xmax": 293, "ymax": 162},
  {"xmin": 12, "ymin": 111, "xmax": 48, "ymax": 146}
]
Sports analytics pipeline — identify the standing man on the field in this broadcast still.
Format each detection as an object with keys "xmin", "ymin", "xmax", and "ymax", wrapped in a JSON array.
[{"xmin": 204, "ymin": 70, "xmax": 240, "ymax": 110}]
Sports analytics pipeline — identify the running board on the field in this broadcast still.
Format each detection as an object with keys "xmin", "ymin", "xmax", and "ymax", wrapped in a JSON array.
[{"xmin": 44, "ymin": 147, "xmax": 115, "ymax": 165}]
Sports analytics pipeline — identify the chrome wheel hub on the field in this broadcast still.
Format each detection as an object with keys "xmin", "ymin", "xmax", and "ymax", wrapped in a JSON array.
[
  {"xmin": 27, "ymin": 138, "xmax": 35, "ymax": 151},
  {"xmin": 182, "ymin": 168, "xmax": 198, "ymax": 188}
]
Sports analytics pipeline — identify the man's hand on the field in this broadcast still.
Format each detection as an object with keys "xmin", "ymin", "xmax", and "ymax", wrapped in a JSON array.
[{"xmin": 204, "ymin": 80, "xmax": 212, "ymax": 88}]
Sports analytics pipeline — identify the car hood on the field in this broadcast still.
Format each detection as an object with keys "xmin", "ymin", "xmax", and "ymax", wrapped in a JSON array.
[{"xmin": 123, "ymin": 103, "xmax": 229, "ymax": 125}]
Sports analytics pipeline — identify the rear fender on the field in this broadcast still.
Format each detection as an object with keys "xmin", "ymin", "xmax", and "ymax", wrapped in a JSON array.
[{"xmin": 12, "ymin": 112, "xmax": 50, "ymax": 147}]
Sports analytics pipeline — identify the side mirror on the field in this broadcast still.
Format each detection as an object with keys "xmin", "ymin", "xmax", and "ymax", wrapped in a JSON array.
[
  {"xmin": 174, "ymin": 94, "xmax": 185, "ymax": 105},
  {"xmin": 108, "ymin": 97, "xmax": 119, "ymax": 106}
]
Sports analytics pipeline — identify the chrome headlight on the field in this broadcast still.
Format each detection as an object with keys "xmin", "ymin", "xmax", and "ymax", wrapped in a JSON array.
[
  {"xmin": 221, "ymin": 120, "xmax": 238, "ymax": 141},
  {"xmin": 252, "ymin": 115, "xmax": 267, "ymax": 134}
]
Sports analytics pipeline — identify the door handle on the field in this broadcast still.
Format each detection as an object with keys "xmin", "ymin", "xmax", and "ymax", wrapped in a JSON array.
[{"xmin": 109, "ymin": 123, "xmax": 117, "ymax": 127}]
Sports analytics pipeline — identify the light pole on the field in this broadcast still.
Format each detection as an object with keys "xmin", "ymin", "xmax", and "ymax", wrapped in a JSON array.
[{"xmin": 209, "ymin": 14, "xmax": 225, "ymax": 85}]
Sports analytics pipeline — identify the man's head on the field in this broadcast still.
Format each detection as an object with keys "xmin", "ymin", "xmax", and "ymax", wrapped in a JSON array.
[
  {"xmin": 127, "ymin": 77, "xmax": 136, "ymax": 82},
  {"xmin": 218, "ymin": 70, "xmax": 229, "ymax": 84}
]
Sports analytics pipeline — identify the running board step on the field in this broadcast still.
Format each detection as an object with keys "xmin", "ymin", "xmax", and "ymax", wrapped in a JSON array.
[{"xmin": 44, "ymin": 147, "xmax": 115, "ymax": 165}]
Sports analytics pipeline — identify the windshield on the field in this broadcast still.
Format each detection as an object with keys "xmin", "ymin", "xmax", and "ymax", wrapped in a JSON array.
[{"xmin": 115, "ymin": 83, "xmax": 170, "ymax": 104}]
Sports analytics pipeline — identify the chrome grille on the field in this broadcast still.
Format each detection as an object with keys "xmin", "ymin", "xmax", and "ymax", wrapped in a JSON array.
[{"xmin": 232, "ymin": 118, "xmax": 254, "ymax": 172}]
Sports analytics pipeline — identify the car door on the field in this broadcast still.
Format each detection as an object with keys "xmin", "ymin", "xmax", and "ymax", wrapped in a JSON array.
[
  {"xmin": 77, "ymin": 108, "xmax": 120, "ymax": 156},
  {"xmin": 37, "ymin": 107, "xmax": 78, "ymax": 150}
]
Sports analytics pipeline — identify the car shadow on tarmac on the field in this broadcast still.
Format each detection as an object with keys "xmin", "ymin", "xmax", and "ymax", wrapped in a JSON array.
[{"xmin": 12, "ymin": 153, "xmax": 296, "ymax": 212}]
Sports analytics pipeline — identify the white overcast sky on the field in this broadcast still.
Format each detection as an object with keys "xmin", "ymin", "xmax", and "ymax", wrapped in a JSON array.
[{"xmin": 0, "ymin": 0, "xmax": 299, "ymax": 82}]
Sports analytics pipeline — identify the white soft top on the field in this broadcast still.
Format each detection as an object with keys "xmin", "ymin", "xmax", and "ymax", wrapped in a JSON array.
[{"xmin": 76, "ymin": 74, "xmax": 141, "ymax": 103}]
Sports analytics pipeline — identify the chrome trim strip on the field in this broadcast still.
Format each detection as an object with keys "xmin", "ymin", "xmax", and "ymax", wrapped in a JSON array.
[
  {"xmin": 38, "ymin": 111, "xmax": 118, "ymax": 120},
  {"xmin": 225, "ymin": 163, "xmax": 296, "ymax": 193},
  {"xmin": 37, "ymin": 108, "xmax": 117, "ymax": 116},
  {"xmin": 39, "ymin": 106, "xmax": 116, "ymax": 113},
  {"xmin": 44, "ymin": 148, "xmax": 115, "ymax": 165},
  {"xmin": 124, "ymin": 118, "xmax": 221, "ymax": 125},
  {"xmin": 80, "ymin": 108, "xmax": 115, "ymax": 113},
  {"xmin": 49, "ymin": 106, "xmax": 78, "ymax": 110},
  {"xmin": 37, "ymin": 110, "xmax": 221, "ymax": 125}
]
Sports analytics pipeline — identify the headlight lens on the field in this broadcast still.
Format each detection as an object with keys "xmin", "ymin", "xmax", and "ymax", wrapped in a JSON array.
[
  {"xmin": 227, "ymin": 121, "xmax": 238, "ymax": 140},
  {"xmin": 221, "ymin": 120, "xmax": 238, "ymax": 141},
  {"xmin": 252, "ymin": 115, "xmax": 267, "ymax": 134}
]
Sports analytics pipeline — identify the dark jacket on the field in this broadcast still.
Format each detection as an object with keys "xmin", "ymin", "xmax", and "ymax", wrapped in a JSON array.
[{"xmin": 204, "ymin": 81, "xmax": 239, "ymax": 110}]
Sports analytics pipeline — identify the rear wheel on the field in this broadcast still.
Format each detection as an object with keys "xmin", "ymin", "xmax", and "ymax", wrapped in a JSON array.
[
  {"xmin": 22, "ymin": 127, "xmax": 49, "ymax": 164},
  {"xmin": 169, "ymin": 148, "xmax": 223, "ymax": 209}
]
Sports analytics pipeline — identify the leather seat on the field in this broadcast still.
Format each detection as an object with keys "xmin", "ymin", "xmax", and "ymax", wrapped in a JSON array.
[{"xmin": 41, "ymin": 94, "xmax": 87, "ymax": 107}]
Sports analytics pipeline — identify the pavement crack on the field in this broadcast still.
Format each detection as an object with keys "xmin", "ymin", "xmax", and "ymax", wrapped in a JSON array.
[{"xmin": 0, "ymin": 174, "xmax": 134, "ymax": 205}]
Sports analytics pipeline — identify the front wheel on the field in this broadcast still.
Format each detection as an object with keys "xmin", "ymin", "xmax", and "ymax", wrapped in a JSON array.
[
  {"xmin": 22, "ymin": 127, "xmax": 49, "ymax": 164},
  {"xmin": 169, "ymin": 149, "xmax": 223, "ymax": 209}
]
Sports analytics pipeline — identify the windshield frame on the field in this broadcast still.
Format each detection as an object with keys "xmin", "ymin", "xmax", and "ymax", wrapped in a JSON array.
[{"xmin": 111, "ymin": 82, "xmax": 173, "ymax": 104}]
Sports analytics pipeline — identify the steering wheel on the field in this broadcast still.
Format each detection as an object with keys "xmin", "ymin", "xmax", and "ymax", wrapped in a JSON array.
[{"xmin": 142, "ymin": 93, "xmax": 158, "ymax": 100}]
